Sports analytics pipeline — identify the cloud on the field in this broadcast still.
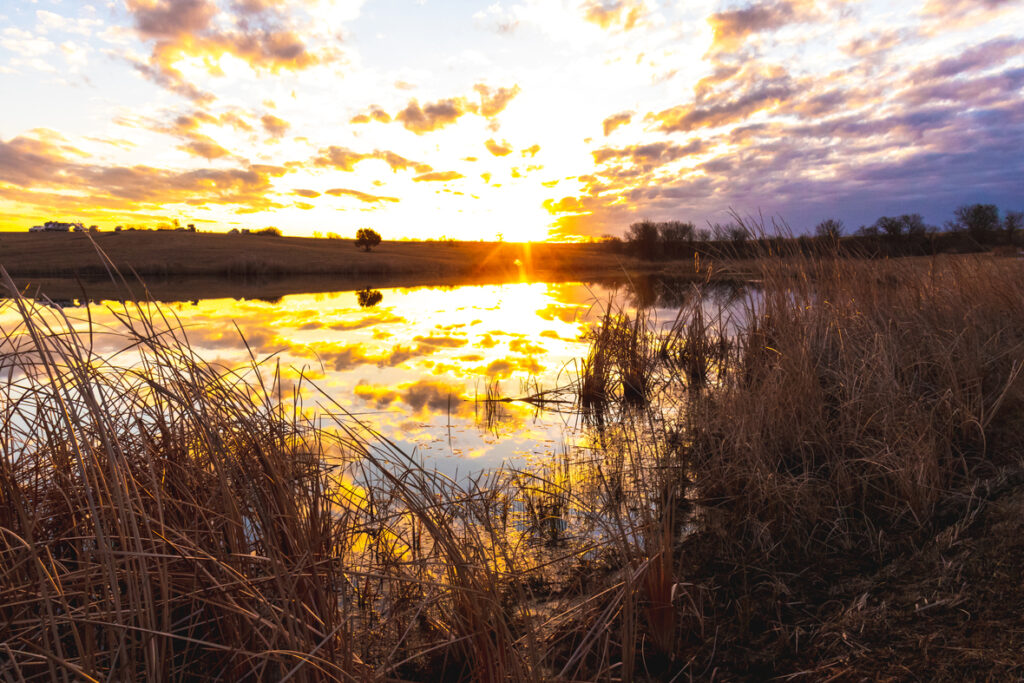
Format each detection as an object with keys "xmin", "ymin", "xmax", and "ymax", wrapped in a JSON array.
[
  {"xmin": 909, "ymin": 37, "xmax": 1024, "ymax": 82},
  {"xmin": 0, "ymin": 132, "xmax": 292, "ymax": 212},
  {"xmin": 580, "ymin": 0, "xmax": 648, "ymax": 31},
  {"xmin": 349, "ymin": 107, "xmax": 392, "ymax": 124},
  {"xmin": 127, "ymin": 0, "xmax": 216, "ymax": 39},
  {"xmin": 325, "ymin": 311, "xmax": 405, "ymax": 331},
  {"xmin": 261, "ymin": 113, "xmax": 290, "ymax": 138},
  {"xmin": 480, "ymin": 355, "xmax": 543, "ymax": 378},
  {"xmin": 484, "ymin": 139, "xmax": 513, "ymax": 156},
  {"xmin": 325, "ymin": 187, "xmax": 400, "ymax": 203},
  {"xmin": 474, "ymin": 83, "xmax": 521, "ymax": 117},
  {"xmin": 648, "ymin": 64, "xmax": 793, "ymax": 133},
  {"xmin": 313, "ymin": 146, "xmax": 433, "ymax": 174},
  {"xmin": 354, "ymin": 379, "xmax": 471, "ymax": 416},
  {"xmin": 542, "ymin": 196, "xmax": 588, "ymax": 214},
  {"xmin": 293, "ymin": 188, "xmax": 320, "ymax": 198},
  {"xmin": 396, "ymin": 98, "xmax": 467, "ymax": 134},
  {"xmin": 354, "ymin": 84, "xmax": 521, "ymax": 135},
  {"xmin": 921, "ymin": 0, "xmax": 1018, "ymax": 21},
  {"xmin": 508, "ymin": 338, "xmax": 546, "ymax": 355},
  {"xmin": 592, "ymin": 140, "xmax": 706, "ymax": 166},
  {"xmin": 411, "ymin": 334, "xmax": 468, "ymax": 348},
  {"xmin": 179, "ymin": 136, "xmax": 231, "ymax": 159},
  {"xmin": 125, "ymin": 0, "xmax": 335, "ymax": 101},
  {"xmin": 706, "ymin": 1, "xmax": 818, "ymax": 53},
  {"xmin": 0, "ymin": 134, "xmax": 84, "ymax": 186},
  {"xmin": 602, "ymin": 111, "xmax": 633, "ymax": 136},
  {"xmin": 413, "ymin": 171, "xmax": 464, "ymax": 182}
]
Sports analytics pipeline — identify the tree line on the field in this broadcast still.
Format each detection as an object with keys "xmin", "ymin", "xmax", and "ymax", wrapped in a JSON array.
[{"xmin": 613, "ymin": 204, "xmax": 1024, "ymax": 260}]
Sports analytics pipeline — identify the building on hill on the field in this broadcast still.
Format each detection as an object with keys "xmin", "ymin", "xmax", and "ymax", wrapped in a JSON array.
[{"xmin": 29, "ymin": 221, "xmax": 84, "ymax": 232}]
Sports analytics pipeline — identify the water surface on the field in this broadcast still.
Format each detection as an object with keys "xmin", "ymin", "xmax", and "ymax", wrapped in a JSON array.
[{"xmin": 2, "ymin": 278, "xmax": 743, "ymax": 475}]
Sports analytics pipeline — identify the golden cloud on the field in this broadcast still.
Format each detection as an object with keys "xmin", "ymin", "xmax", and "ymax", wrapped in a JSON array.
[
  {"xmin": 0, "ymin": 132, "xmax": 292, "ymax": 213},
  {"xmin": 602, "ymin": 111, "xmax": 632, "ymax": 136},
  {"xmin": 354, "ymin": 84, "xmax": 521, "ymax": 135},
  {"xmin": 324, "ymin": 188, "xmax": 400, "ymax": 204},
  {"xmin": 261, "ymin": 113, "xmax": 290, "ymax": 138},
  {"xmin": 581, "ymin": 0, "xmax": 648, "ymax": 31},
  {"xmin": 396, "ymin": 98, "xmax": 467, "ymax": 134},
  {"xmin": 178, "ymin": 138, "xmax": 230, "ymax": 159},
  {"xmin": 314, "ymin": 146, "xmax": 433, "ymax": 174},
  {"xmin": 412, "ymin": 171, "xmax": 464, "ymax": 182},
  {"xmin": 474, "ymin": 83, "xmax": 522, "ymax": 117},
  {"xmin": 126, "ymin": 0, "xmax": 335, "ymax": 101},
  {"xmin": 354, "ymin": 379, "xmax": 472, "ymax": 416},
  {"xmin": 484, "ymin": 139, "xmax": 514, "ymax": 157}
]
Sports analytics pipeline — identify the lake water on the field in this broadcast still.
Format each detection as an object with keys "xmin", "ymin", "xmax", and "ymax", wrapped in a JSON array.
[{"xmin": 4, "ymin": 278, "xmax": 725, "ymax": 476}]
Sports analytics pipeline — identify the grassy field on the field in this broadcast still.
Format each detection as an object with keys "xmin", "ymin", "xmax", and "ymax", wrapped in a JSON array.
[
  {"xmin": 2, "ymin": 253, "xmax": 1023, "ymax": 680},
  {"xmin": 0, "ymin": 231, "xmax": 652, "ymax": 281}
]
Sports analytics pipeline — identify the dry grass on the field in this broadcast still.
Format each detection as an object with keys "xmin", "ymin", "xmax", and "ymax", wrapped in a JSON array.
[
  {"xmin": 3, "ymin": 245, "xmax": 1024, "ymax": 680},
  {"xmin": 0, "ymin": 262, "xmax": 683, "ymax": 681}
]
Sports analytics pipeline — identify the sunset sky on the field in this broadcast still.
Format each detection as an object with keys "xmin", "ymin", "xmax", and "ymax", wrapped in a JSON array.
[{"xmin": 1, "ymin": 0, "xmax": 1022, "ymax": 240}]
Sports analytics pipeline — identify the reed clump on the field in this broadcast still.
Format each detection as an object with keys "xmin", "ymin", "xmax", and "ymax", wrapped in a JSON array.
[
  {"xmin": 687, "ymin": 255, "xmax": 1024, "ymax": 563},
  {"xmin": 660, "ymin": 254, "xmax": 1024, "ymax": 677},
  {"xmin": 568, "ymin": 252, "xmax": 1024, "ymax": 677}
]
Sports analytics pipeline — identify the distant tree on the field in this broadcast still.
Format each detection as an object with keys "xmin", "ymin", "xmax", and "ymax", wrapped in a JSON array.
[
  {"xmin": 625, "ymin": 220, "xmax": 660, "ymax": 258},
  {"xmin": 356, "ymin": 288, "xmax": 383, "ymax": 308},
  {"xmin": 255, "ymin": 226, "xmax": 282, "ymax": 236},
  {"xmin": 355, "ymin": 227, "xmax": 382, "ymax": 252},
  {"xmin": 599, "ymin": 234, "xmax": 625, "ymax": 252},
  {"xmin": 312, "ymin": 230, "xmax": 323, "ymax": 238},
  {"xmin": 726, "ymin": 224, "xmax": 749, "ymax": 244},
  {"xmin": 1003, "ymin": 211, "xmax": 1022, "ymax": 244},
  {"xmin": 950, "ymin": 203, "xmax": 1000, "ymax": 243},
  {"xmin": 657, "ymin": 221, "xmax": 695, "ymax": 244},
  {"xmin": 814, "ymin": 218, "xmax": 844, "ymax": 242},
  {"xmin": 855, "ymin": 224, "xmax": 879, "ymax": 237},
  {"xmin": 187, "ymin": 223, "xmax": 196, "ymax": 232},
  {"xmin": 874, "ymin": 215, "xmax": 905, "ymax": 239},
  {"xmin": 900, "ymin": 213, "xmax": 928, "ymax": 238}
]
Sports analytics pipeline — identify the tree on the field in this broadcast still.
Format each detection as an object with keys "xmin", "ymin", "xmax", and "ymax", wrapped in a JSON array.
[
  {"xmin": 356, "ymin": 288, "xmax": 383, "ymax": 308},
  {"xmin": 1004, "ymin": 211, "xmax": 1023, "ymax": 244},
  {"xmin": 657, "ymin": 221, "xmax": 694, "ymax": 244},
  {"xmin": 814, "ymin": 218, "xmax": 844, "ymax": 242},
  {"xmin": 900, "ymin": 213, "xmax": 928, "ymax": 238},
  {"xmin": 355, "ymin": 227, "xmax": 382, "ymax": 252},
  {"xmin": 950, "ymin": 203, "xmax": 1000, "ymax": 243},
  {"xmin": 874, "ymin": 215, "xmax": 904, "ymax": 239},
  {"xmin": 726, "ymin": 224, "xmax": 749, "ymax": 244},
  {"xmin": 625, "ymin": 220, "xmax": 659, "ymax": 258}
]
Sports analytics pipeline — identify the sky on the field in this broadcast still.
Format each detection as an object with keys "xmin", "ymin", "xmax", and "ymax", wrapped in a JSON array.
[{"xmin": 0, "ymin": 0, "xmax": 1022, "ymax": 241}]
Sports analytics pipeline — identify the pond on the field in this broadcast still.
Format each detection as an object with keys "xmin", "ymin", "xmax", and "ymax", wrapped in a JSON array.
[{"xmin": 1, "ymin": 277, "xmax": 744, "ymax": 476}]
